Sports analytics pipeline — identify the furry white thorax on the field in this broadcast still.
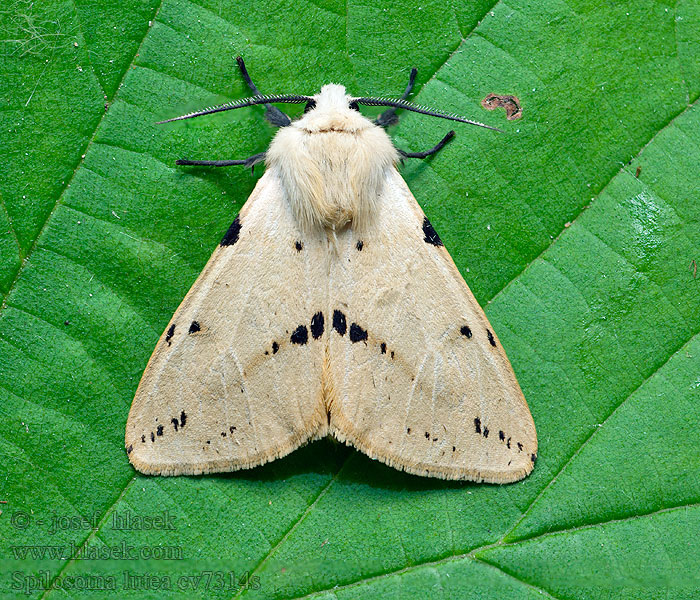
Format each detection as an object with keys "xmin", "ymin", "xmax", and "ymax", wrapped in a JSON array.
[{"xmin": 266, "ymin": 84, "xmax": 399, "ymax": 231}]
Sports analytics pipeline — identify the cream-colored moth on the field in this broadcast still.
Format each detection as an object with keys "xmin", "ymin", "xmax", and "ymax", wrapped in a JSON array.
[{"xmin": 125, "ymin": 58, "xmax": 537, "ymax": 483}]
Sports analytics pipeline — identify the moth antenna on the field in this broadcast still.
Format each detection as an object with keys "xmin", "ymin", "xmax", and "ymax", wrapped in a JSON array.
[
  {"xmin": 156, "ymin": 94, "xmax": 312, "ymax": 124},
  {"xmin": 355, "ymin": 97, "xmax": 503, "ymax": 132}
]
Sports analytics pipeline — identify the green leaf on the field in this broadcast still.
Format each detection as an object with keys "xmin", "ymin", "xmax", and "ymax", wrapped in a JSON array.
[{"xmin": 1, "ymin": 0, "xmax": 699, "ymax": 598}]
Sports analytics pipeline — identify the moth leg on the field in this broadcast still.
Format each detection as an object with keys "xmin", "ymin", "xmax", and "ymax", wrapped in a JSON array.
[
  {"xmin": 375, "ymin": 67, "xmax": 418, "ymax": 128},
  {"xmin": 236, "ymin": 56, "xmax": 292, "ymax": 127},
  {"xmin": 176, "ymin": 151, "xmax": 266, "ymax": 174},
  {"xmin": 398, "ymin": 131, "xmax": 454, "ymax": 159}
]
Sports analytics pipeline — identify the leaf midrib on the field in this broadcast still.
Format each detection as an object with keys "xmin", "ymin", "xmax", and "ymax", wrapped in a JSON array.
[{"xmin": 287, "ymin": 503, "xmax": 700, "ymax": 600}]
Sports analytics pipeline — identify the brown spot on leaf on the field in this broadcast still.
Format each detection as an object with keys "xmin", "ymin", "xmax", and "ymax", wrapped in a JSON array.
[{"xmin": 481, "ymin": 93, "xmax": 522, "ymax": 120}]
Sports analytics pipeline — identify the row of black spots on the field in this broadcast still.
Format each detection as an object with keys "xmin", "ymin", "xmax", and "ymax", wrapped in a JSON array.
[
  {"xmin": 311, "ymin": 312, "xmax": 324, "ymax": 339},
  {"xmin": 423, "ymin": 431, "xmax": 439, "ymax": 442},
  {"xmin": 295, "ymin": 240, "xmax": 303, "ymax": 252},
  {"xmin": 165, "ymin": 324, "xmax": 175, "ymax": 346},
  {"xmin": 290, "ymin": 324, "xmax": 308, "ymax": 345},
  {"xmin": 460, "ymin": 323, "xmax": 498, "ymax": 348},
  {"xmin": 288, "ymin": 312, "xmax": 326, "ymax": 347},
  {"xmin": 495, "ymin": 427, "xmax": 527, "ymax": 455},
  {"xmin": 333, "ymin": 310, "xmax": 347, "ymax": 335},
  {"xmin": 170, "ymin": 410, "xmax": 187, "ymax": 433},
  {"xmin": 356, "ymin": 240, "xmax": 364, "ymax": 251},
  {"xmin": 349, "ymin": 323, "xmax": 368, "ymax": 343},
  {"xmin": 220, "ymin": 215, "xmax": 241, "ymax": 246},
  {"xmin": 422, "ymin": 217, "xmax": 443, "ymax": 247},
  {"xmin": 486, "ymin": 329, "xmax": 497, "ymax": 347},
  {"xmin": 331, "ymin": 309, "xmax": 372, "ymax": 346},
  {"xmin": 473, "ymin": 417, "xmax": 489, "ymax": 438},
  {"xmin": 188, "ymin": 321, "xmax": 201, "ymax": 334}
]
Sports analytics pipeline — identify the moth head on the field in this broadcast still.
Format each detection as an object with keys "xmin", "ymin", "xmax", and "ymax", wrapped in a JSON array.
[{"xmin": 298, "ymin": 84, "xmax": 372, "ymax": 134}]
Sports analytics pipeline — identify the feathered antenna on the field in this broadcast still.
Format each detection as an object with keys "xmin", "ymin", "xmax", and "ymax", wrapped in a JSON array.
[
  {"xmin": 354, "ymin": 96, "xmax": 503, "ymax": 132},
  {"xmin": 156, "ymin": 94, "xmax": 312, "ymax": 124}
]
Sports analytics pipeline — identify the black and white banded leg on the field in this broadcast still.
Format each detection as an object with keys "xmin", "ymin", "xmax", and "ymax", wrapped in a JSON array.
[
  {"xmin": 375, "ymin": 67, "xmax": 417, "ymax": 128},
  {"xmin": 236, "ymin": 56, "xmax": 292, "ymax": 127},
  {"xmin": 398, "ymin": 131, "xmax": 455, "ymax": 160}
]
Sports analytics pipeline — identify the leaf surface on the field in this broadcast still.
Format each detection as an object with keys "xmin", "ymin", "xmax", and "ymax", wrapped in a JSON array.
[{"xmin": 1, "ymin": 0, "xmax": 699, "ymax": 598}]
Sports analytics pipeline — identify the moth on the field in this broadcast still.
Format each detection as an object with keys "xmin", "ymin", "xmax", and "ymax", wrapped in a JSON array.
[{"xmin": 125, "ymin": 58, "xmax": 537, "ymax": 483}]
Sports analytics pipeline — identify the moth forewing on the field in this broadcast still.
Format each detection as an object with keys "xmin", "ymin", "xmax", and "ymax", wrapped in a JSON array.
[
  {"xmin": 125, "ymin": 175, "xmax": 331, "ymax": 476},
  {"xmin": 126, "ymin": 75, "xmax": 537, "ymax": 483}
]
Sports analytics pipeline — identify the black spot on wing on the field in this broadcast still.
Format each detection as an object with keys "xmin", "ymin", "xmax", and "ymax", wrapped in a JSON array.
[
  {"xmin": 499, "ymin": 430, "xmax": 505, "ymax": 441},
  {"xmin": 460, "ymin": 325, "xmax": 472, "ymax": 338},
  {"xmin": 291, "ymin": 325, "xmax": 309, "ymax": 345},
  {"xmin": 487, "ymin": 329, "xmax": 497, "ymax": 347},
  {"xmin": 165, "ymin": 324, "xmax": 175, "ymax": 345},
  {"xmin": 171, "ymin": 418, "xmax": 179, "ymax": 432},
  {"xmin": 272, "ymin": 341, "xmax": 279, "ymax": 354},
  {"xmin": 157, "ymin": 425, "xmax": 164, "ymax": 436},
  {"xmin": 332, "ymin": 310, "xmax": 347, "ymax": 335},
  {"xmin": 180, "ymin": 410, "xmax": 187, "ymax": 428},
  {"xmin": 356, "ymin": 240, "xmax": 364, "ymax": 251},
  {"xmin": 220, "ymin": 215, "xmax": 242, "ymax": 246},
  {"xmin": 531, "ymin": 453, "xmax": 537, "ymax": 463},
  {"xmin": 150, "ymin": 431, "xmax": 155, "ymax": 442},
  {"xmin": 380, "ymin": 342, "xmax": 387, "ymax": 354},
  {"xmin": 141, "ymin": 435, "xmax": 146, "ymax": 443},
  {"xmin": 295, "ymin": 240, "xmax": 303, "ymax": 251},
  {"xmin": 311, "ymin": 312, "xmax": 324, "ymax": 339},
  {"xmin": 188, "ymin": 321, "xmax": 201, "ymax": 334},
  {"xmin": 349, "ymin": 323, "xmax": 368, "ymax": 343},
  {"xmin": 126, "ymin": 444, "xmax": 133, "ymax": 454},
  {"xmin": 422, "ymin": 217, "xmax": 443, "ymax": 246},
  {"xmin": 483, "ymin": 427, "xmax": 489, "ymax": 438},
  {"xmin": 474, "ymin": 417, "xmax": 481, "ymax": 434}
]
